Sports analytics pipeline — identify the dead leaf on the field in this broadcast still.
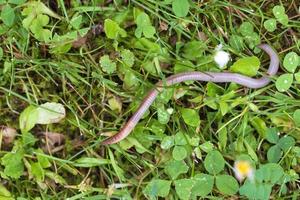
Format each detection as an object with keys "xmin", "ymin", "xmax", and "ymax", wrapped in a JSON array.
[
  {"xmin": 40, "ymin": 132, "xmax": 65, "ymax": 153},
  {"xmin": 0, "ymin": 126, "xmax": 17, "ymax": 147},
  {"xmin": 159, "ymin": 21, "xmax": 168, "ymax": 31}
]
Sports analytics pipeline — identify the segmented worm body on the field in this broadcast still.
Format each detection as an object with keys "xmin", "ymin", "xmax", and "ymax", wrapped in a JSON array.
[{"xmin": 102, "ymin": 44, "xmax": 279, "ymax": 145}]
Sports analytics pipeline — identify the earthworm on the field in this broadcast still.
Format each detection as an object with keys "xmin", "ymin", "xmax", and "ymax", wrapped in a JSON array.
[{"xmin": 102, "ymin": 44, "xmax": 279, "ymax": 145}]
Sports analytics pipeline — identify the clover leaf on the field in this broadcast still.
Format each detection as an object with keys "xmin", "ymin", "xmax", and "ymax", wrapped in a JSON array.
[
  {"xmin": 272, "ymin": 5, "xmax": 289, "ymax": 26},
  {"xmin": 143, "ymin": 179, "xmax": 171, "ymax": 198},
  {"xmin": 283, "ymin": 52, "xmax": 299, "ymax": 73},
  {"xmin": 204, "ymin": 150, "xmax": 225, "ymax": 175},
  {"xmin": 135, "ymin": 12, "xmax": 156, "ymax": 38},
  {"xmin": 275, "ymin": 74, "xmax": 293, "ymax": 92},
  {"xmin": 172, "ymin": 0, "xmax": 190, "ymax": 17},
  {"xmin": 295, "ymin": 71, "xmax": 300, "ymax": 83},
  {"xmin": 264, "ymin": 19, "xmax": 277, "ymax": 32},
  {"xmin": 1, "ymin": 4, "xmax": 15, "ymax": 27},
  {"xmin": 230, "ymin": 56, "xmax": 260, "ymax": 77},
  {"xmin": 104, "ymin": 19, "xmax": 127, "ymax": 39}
]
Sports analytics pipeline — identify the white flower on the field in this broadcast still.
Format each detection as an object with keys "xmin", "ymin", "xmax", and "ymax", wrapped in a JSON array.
[
  {"xmin": 233, "ymin": 160, "xmax": 254, "ymax": 182},
  {"xmin": 214, "ymin": 44, "xmax": 230, "ymax": 69}
]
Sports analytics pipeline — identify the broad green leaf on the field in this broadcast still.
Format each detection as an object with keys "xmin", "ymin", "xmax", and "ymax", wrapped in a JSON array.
[
  {"xmin": 206, "ymin": 82, "xmax": 224, "ymax": 97},
  {"xmin": 275, "ymin": 74, "xmax": 293, "ymax": 92},
  {"xmin": 70, "ymin": 15, "xmax": 82, "ymax": 30},
  {"xmin": 143, "ymin": 179, "xmax": 171, "ymax": 198},
  {"xmin": 124, "ymin": 70, "xmax": 139, "ymax": 89},
  {"xmin": 19, "ymin": 105, "xmax": 38, "ymax": 133},
  {"xmin": 8, "ymin": 0, "xmax": 26, "ymax": 5},
  {"xmin": 230, "ymin": 56, "xmax": 260, "ymax": 77},
  {"xmin": 250, "ymin": 116, "xmax": 267, "ymax": 138},
  {"xmin": 3, "ymin": 61, "xmax": 11, "ymax": 74},
  {"xmin": 245, "ymin": 32, "xmax": 261, "ymax": 50},
  {"xmin": 267, "ymin": 145, "xmax": 282, "ymax": 163},
  {"xmin": 142, "ymin": 25, "xmax": 156, "ymax": 38},
  {"xmin": 229, "ymin": 34, "xmax": 244, "ymax": 51},
  {"xmin": 121, "ymin": 49, "xmax": 135, "ymax": 67},
  {"xmin": 108, "ymin": 96, "xmax": 122, "ymax": 113},
  {"xmin": 131, "ymin": 128, "xmax": 153, "ymax": 153},
  {"xmin": 36, "ymin": 149, "xmax": 51, "ymax": 168},
  {"xmin": 31, "ymin": 162, "xmax": 45, "ymax": 182},
  {"xmin": 1, "ymin": 4, "xmax": 15, "ymax": 27},
  {"xmin": 180, "ymin": 108, "xmax": 200, "ymax": 127},
  {"xmin": 158, "ymin": 87, "xmax": 174, "ymax": 104},
  {"xmin": 283, "ymin": 52, "xmax": 299, "ymax": 73},
  {"xmin": 266, "ymin": 128, "xmax": 279, "ymax": 144},
  {"xmin": 239, "ymin": 179, "xmax": 272, "ymax": 200},
  {"xmin": 174, "ymin": 178, "xmax": 194, "ymax": 199},
  {"xmin": 0, "ymin": 183, "xmax": 12, "ymax": 197},
  {"xmin": 204, "ymin": 150, "xmax": 225, "ymax": 175},
  {"xmin": 189, "ymin": 136, "xmax": 200, "ymax": 146},
  {"xmin": 191, "ymin": 173, "xmax": 214, "ymax": 197},
  {"xmin": 172, "ymin": 0, "xmax": 190, "ymax": 17},
  {"xmin": 295, "ymin": 72, "xmax": 300, "ymax": 83},
  {"xmin": 100, "ymin": 55, "xmax": 116, "ymax": 74},
  {"xmin": 174, "ymin": 131, "xmax": 187, "ymax": 146},
  {"xmin": 164, "ymin": 160, "xmax": 189, "ymax": 180},
  {"xmin": 264, "ymin": 19, "xmax": 277, "ymax": 32},
  {"xmin": 161, "ymin": 136, "xmax": 175, "ymax": 149},
  {"xmin": 22, "ymin": 132, "xmax": 37, "ymax": 147},
  {"xmin": 278, "ymin": 136, "xmax": 295, "ymax": 152},
  {"xmin": 215, "ymin": 175, "xmax": 239, "ymax": 195},
  {"xmin": 199, "ymin": 141, "xmax": 214, "ymax": 153},
  {"xmin": 135, "ymin": 12, "xmax": 151, "ymax": 26},
  {"xmin": 1, "ymin": 149, "xmax": 24, "ymax": 179},
  {"xmin": 277, "ymin": 15, "xmax": 289, "ymax": 26},
  {"xmin": 182, "ymin": 41, "xmax": 206, "ymax": 61},
  {"xmin": 36, "ymin": 102, "xmax": 66, "ymax": 124},
  {"xmin": 23, "ymin": 1, "xmax": 60, "ymax": 19},
  {"xmin": 149, "ymin": 119, "xmax": 165, "ymax": 136},
  {"xmin": 172, "ymin": 146, "xmax": 187, "ymax": 161},
  {"xmin": 104, "ymin": 19, "xmax": 127, "ymax": 39},
  {"xmin": 255, "ymin": 163, "xmax": 284, "ymax": 184},
  {"xmin": 293, "ymin": 109, "xmax": 300, "ymax": 126},
  {"xmin": 272, "ymin": 5, "xmax": 285, "ymax": 17},
  {"xmin": 174, "ymin": 60, "xmax": 195, "ymax": 73},
  {"xmin": 239, "ymin": 22, "xmax": 254, "ymax": 36},
  {"xmin": 157, "ymin": 105, "xmax": 171, "ymax": 124},
  {"xmin": 74, "ymin": 157, "xmax": 111, "ymax": 167}
]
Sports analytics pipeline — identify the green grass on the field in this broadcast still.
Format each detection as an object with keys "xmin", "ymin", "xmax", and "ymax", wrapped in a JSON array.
[{"xmin": 0, "ymin": 0, "xmax": 299, "ymax": 199}]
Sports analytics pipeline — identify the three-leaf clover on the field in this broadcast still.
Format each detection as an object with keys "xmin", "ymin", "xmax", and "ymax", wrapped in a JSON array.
[
  {"xmin": 275, "ymin": 52, "xmax": 300, "ymax": 92},
  {"xmin": 238, "ymin": 22, "xmax": 261, "ymax": 51},
  {"xmin": 264, "ymin": 5, "xmax": 289, "ymax": 32},
  {"xmin": 21, "ymin": 1, "xmax": 60, "ymax": 42},
  {"xmin": 273, "ymin": 5, "xmax": 289, "ymax": 26},
  {"xmin": 266, "ymin": 128, "xmax": 296, "ymax": 163},
  {"xmin": 135, "ymin": 12, "xmax": 156, "ymax": 38}
]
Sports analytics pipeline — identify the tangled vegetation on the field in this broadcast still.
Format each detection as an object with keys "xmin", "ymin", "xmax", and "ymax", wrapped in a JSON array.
[{"xmin": 0, "ymin": 0, "xmax": 299, "ymax": 199}]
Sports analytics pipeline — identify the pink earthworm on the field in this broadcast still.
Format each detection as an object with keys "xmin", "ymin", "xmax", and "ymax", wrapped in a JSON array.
[{"xmin": 102, "ymin": 44, "xmax": 279, "ymax": 145}]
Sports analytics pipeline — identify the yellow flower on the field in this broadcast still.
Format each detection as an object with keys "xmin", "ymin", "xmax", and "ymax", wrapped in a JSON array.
[{"xmin": 234, "ymin": 160, "xmax": 254, "ymax": 182}]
